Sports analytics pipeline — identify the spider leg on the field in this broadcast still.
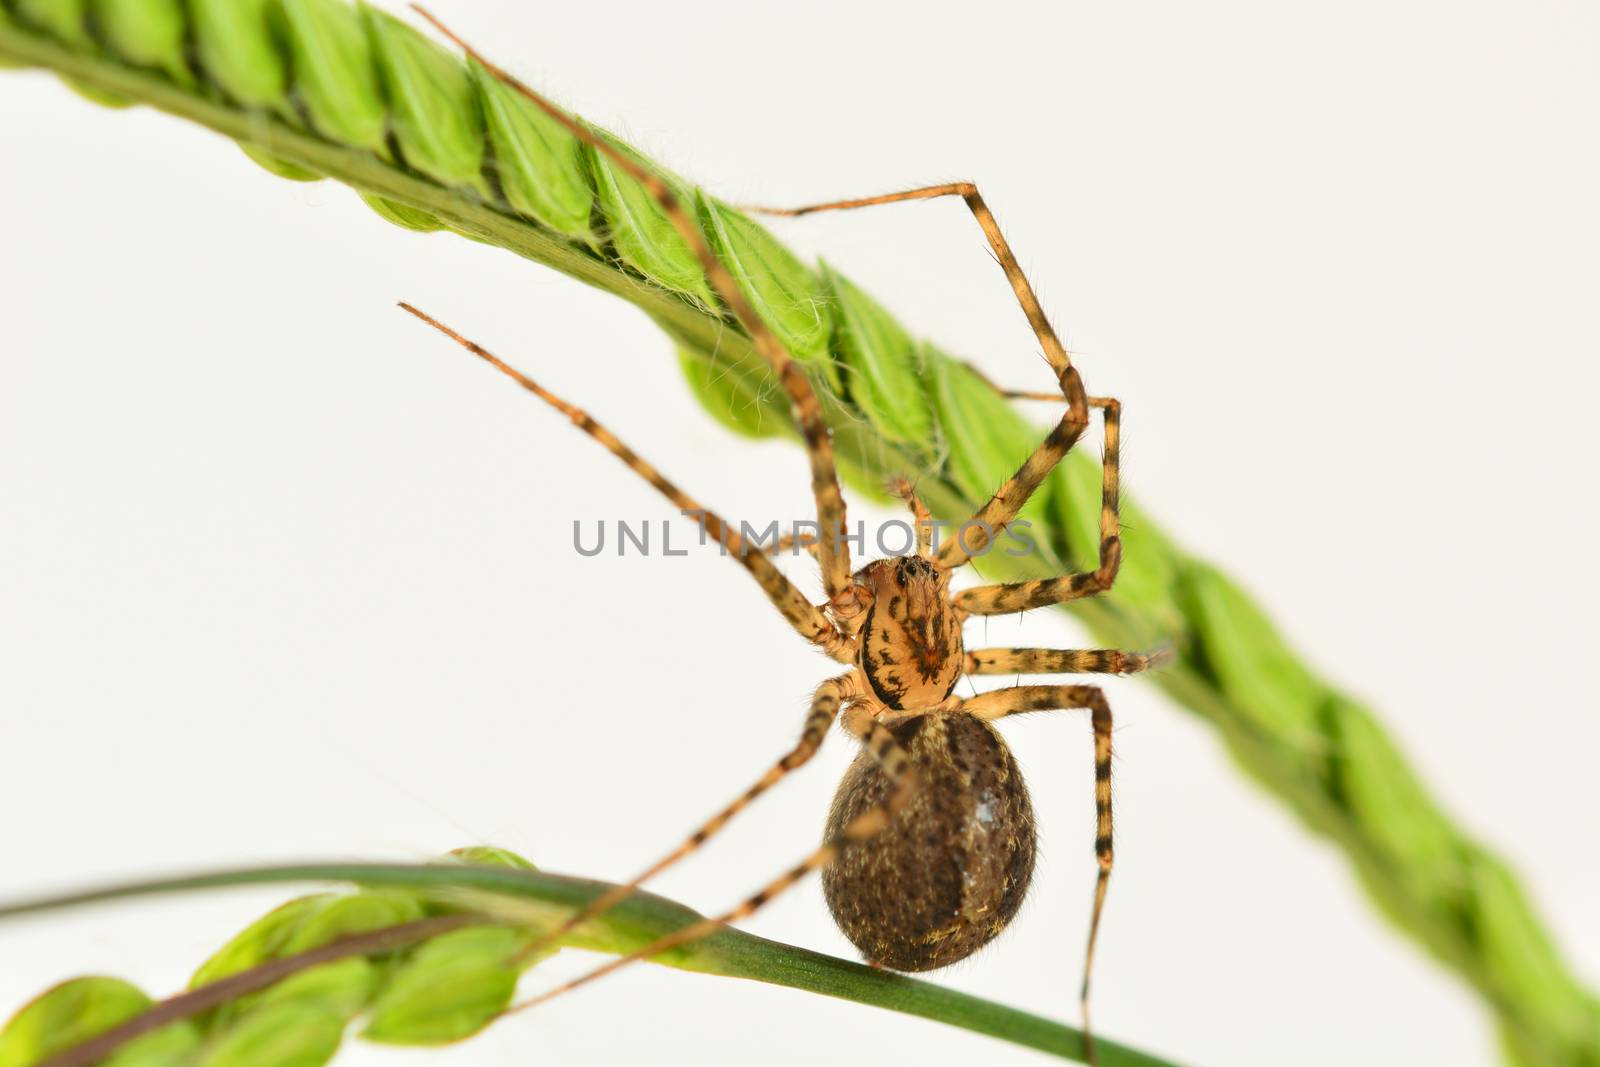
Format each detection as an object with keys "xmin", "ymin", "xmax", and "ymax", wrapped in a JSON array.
[
  {"xmin": 952, "ymin": 684, "xmax": 1118, "ymax": 1067},
  {"xmin": 507, "ymin": 703, "xmax": 917, "ymax": 1013},
  {"xmin": 954, "ymin": 397, "xmax": 1122, "ymax": 615},
  {"xmin": 743, "ymin": 182, "xmax": 1097, "ymax": 568},
  {"xmin": 412, "ymin": 7, "xmax": 861, "ymax": 618},
  {"xmin": 960, "ymin": 360, "xmax": 1071, "ymax": 403},
  {"xmin": 744, "ymin": 183, "xmax": 1075, "ymax": 388},
  {"xmin": 399, "ymin": 304, "xmax": 847, "ymax": 658},
  {"xmin": 887, "ymin": 477, "xmax": 935, "ymax": 558},
  {"xmin": 756, "ymin": 527, "xmax": 820, "ymax": 559},
  {"xmin": 514, "ymin": 671, "xmax": 864, "ymax": 963},
  {"xmin": 965, "ymin": 646, "xmax": 1172, "ymax": 676}
]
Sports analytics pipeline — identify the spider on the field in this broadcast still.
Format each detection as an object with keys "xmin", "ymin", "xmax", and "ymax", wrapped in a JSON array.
[{"xmin": 407, "ymin": 9, "xmax": 1170, "ymax": 1061}]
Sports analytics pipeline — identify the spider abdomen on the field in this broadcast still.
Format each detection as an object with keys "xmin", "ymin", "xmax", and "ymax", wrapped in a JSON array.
[{"xmin": 821, "ymin": 712, "xmax": 1036, "ymax": 972}]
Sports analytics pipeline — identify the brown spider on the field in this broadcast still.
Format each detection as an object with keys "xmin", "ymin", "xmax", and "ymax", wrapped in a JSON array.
[{"xmin": 406, "ymin": 9, "xmax": 1170, "ymax": 1061}]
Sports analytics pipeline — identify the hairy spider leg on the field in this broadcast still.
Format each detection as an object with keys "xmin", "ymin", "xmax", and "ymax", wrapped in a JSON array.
[{"xmin": 412, "ymin": 6, "xmax": 861, "ymax": 614}]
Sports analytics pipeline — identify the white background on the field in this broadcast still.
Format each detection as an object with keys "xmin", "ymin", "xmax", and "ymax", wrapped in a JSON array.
[{"xmin": 2, "ymin": 2, "xmax": 1597, "ymax": 1065}]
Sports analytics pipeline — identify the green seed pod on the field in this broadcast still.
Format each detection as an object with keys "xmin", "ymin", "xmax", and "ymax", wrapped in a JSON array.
[
  {"xmin": 238, "ymin": 143, "xmax": 322, "ymax": 182},
  {"xmin": 364, "ymin": 6, "xmax": 487, "ymax": 196},
  {"xmin": 1043, "ymin": 447, "xmax": 1102, "ymax": 573},
  {"xmin": 699, "ymin": 194, "xmax": 835, "ymax": 385},
  {"xmin": 1106, "ymin": 495, "xmax": 1185, "ymax": 631},
  {"xmin": 928, "ymin": 348, "xmax": 1039, "ymax": 513},
  {"xmin": 188, "ymin": 0, "xmax": 288, "ymax": 115},
  {"xmin": 1330, "ymin": 694, "xmax": 1457, "ymax": 882},
  {"xmin": 436, "ymin": 845, "xmax": 536, "ymax": 870},
  {"xmin": 92, "ymin": 0, "xmax": 190, "ymax": 86},
  {"xmin": 419, "ymin": 846, "xmax": 543, "ymax": 914},
  {"xmin": 1465, "ymin": 848, "xmax": 1589, "ymax": 1043},
  {"xmin": 472, "ymin": 60, "xmax": 594, "ymax": 244},
  {"xmin": 676, "ymin": 345, "xmax": 784, "ymax": 441},
  {"xmin": 189, "ymin": 894, "xmax": 339, "ymax": 989},
  {"xmin": 203, "ymin": 891, "xmax": 427, "ymax": 1029},
  {"xmin": 253, "ymin": 958, "xmax": 377, "ymax": 1020},
  {"xmin": 59, "ymin": 76, "xmax": 134, "ymax": 108},
  {"xmin": 278, "ymin": 0, "xmax": 387, "ymax": 153},
  {"xmin": 362, "ymin": 927, "xmax": 527, "ymax": 1045},
  {"xmin": 101, "ymin": 1020, "xmax": 201, "ymax": 1067},
  {"xmin": 280, "ymin": 891, "xmax": 427, "ymax": 954},
  {"xmin": 0, "ymin": 977, "xmax": 150, "ymax": 1067},
  {"xmin": 1177, "ymin": 563, "xmax": 1323, "ymax": 741},
  {"xmin": 586, "ymin": 138, "xmax": 714, "ymax": 310},
  {"xmin": 822, "ymin": 263, "xmax": 930, "ymax": 446},
  {"xmin": 357, "ymin": 193, "xmax": 445, "ymax": 233},
  {"xmin": 11, "ymin": 0, "xmax": 91, "ymax": 48},
  {"xmin": 198, "ymin": 1002, "xmax": 343, "ymax": 1067}
]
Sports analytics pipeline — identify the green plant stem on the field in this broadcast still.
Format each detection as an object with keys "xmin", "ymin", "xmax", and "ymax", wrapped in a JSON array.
[
  {"xmin": 2, "ymin": 9, "xmax": 1597, "ymax": 1067},
  {"xmin": 0, "ymin": 863, "xmax": 1185, "ymax": 1067}
]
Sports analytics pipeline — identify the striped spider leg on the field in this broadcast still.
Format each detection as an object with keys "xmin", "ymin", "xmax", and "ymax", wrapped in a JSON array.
[
  {"xmin": 410, "ymin": 9, "xmax": 861, "ymax": 622},
  {"xmin": 743, "ymin": 183, "xmax": 1121, "ymax": 584},
  {"xmin": 409, "ymin": 11, "xmax": 1167, "ymax": 1064}
]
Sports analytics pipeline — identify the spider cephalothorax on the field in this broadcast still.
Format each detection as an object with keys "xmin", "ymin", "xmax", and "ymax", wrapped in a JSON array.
[
  {"xmin": 406, "ymin": 12, "xmax": 1171, "ymax": 1061},
  {"xmin": 854, "ymin": 554, "xmax": 964, "ymax": 710}
]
